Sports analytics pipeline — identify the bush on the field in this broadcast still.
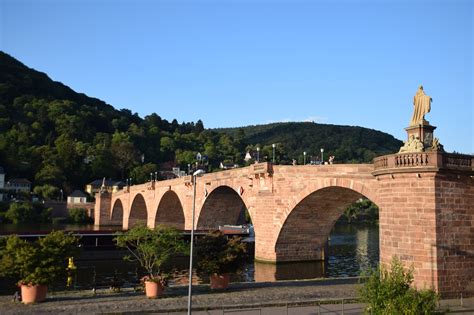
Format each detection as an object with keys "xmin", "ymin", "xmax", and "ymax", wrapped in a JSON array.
[
  {"xmin": 4, "ymin": 202, "xmax": 51, "ymax": 224},
  {"xmin": 114, "ymin": 225, "xmax": 188, "ymax": 281},
  {"xmin": 359, "ymin": 257, "xmax": 438, "ymax": 314},
  {"xmin": 68, "ymin": 207, "xmax": 92, "ymax": 224},
  {"xmin": 196, "ymin": 231, "xmax": 247, "ymax": 276},
  {"xmin": 0, "ymin": 231, "xmax": 79, "ymax": 285}
]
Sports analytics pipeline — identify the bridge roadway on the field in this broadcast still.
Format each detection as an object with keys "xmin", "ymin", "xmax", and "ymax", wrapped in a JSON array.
[{"xmin": 95, "ymin": 153, "xmax": 474, "ymax": 298}]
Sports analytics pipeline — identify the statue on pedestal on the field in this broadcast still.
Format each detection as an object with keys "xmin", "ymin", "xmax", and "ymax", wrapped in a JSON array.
[
  {"xmin": 410, "ymin": 85, "xmax": 432, "ymax": 126},
  {"xmin": 400, "ymin": 86, "xmax": 444, "ymax": 153}
]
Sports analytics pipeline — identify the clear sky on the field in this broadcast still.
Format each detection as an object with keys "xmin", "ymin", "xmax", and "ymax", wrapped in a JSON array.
[{"xmin": 1, "ymin": 0, "xmax": 472, "ymax": 153}]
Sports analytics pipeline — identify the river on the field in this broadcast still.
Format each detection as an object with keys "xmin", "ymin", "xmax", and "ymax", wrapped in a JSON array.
[{"xmin": 0, "ymin": 222, "xmax": 379, "ymax": 293}]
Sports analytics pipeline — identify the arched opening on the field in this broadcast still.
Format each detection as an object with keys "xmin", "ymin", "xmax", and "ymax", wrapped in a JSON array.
[
  {"xmin": 110, "ymin": 199, "xmax": 124, "ymax": 226},
  {"xmin": 155, "ymin": 191, "xmax": 185, "ymax": 229},
  {"xmin": 129, "ymin": 194, "xmax": 148, "ymax": 228},
  {"xmin": 276, "ymin": 186, "xmax": 376, "ymax": 262},
  {"xmin": 197, "ymin": 186, "xmax": 249, "ymax": 230}
]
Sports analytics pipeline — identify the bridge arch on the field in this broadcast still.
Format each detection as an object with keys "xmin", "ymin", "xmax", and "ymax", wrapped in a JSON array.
[
  {"xmin": 197, "ymin": 185, "xmax": 250, "ymax": 230},
  {"xmin": 110, "ymin": 199, "xmax": 124, "ymax": 226},
  {"xmin": 275, "ymin": 184, "xmax": 377, "ymax": 262},
  {"xmin": 129, "ymin": 193, "xmax": 148, "ymax": 228},
  {"xmin": 153, "ymin": 190, "xmax": 185, "ymax": 229}
]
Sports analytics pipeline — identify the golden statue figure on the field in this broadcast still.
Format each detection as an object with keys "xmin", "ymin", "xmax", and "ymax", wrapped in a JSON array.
[{"xmin": 410, "ymin": 85, "xmax": 432, "ymax": 126}]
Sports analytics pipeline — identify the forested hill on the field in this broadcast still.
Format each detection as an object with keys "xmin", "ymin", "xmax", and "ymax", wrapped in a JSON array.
[
  {"xmin": 216, "ymin": 122, "xmax": 402, "ymax": 163},
  {"xmin": 0, "ymin": 51, "xmax": 401, "ymax": 196}
]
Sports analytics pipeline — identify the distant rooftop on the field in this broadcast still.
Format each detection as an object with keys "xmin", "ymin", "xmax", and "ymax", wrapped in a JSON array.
[
  {"xmin": 8, "ymin": 178, "xmax": 31, "ymax": 184},
  {"xmin": 69, "ymin": 190, "xmax": 88, "ymax": 198}
]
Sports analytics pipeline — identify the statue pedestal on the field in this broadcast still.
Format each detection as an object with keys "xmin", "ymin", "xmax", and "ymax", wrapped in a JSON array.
[{"xmin": 405, "ymin": 124, "xmax": 436, "ymax": 148}]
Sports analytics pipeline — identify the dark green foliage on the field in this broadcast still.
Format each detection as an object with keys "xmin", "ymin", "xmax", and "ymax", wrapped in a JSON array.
[
  {"xmin": 0, "ymin": 51, "xmax": 403, "ymax": 197},
  {"xmin": 33, "ymin": 184, "xmax": 60, "ymax": 200},
  {"xmin": 68, "ymin": 207, "xmax": 92, "ymax": 224},
  {"xmin": 4, "ymin": 202, "xmax": 51, "ymax": 224},
  {"xmin": 114, "ymin": 225, "xmax": 188, "ymax": 279},
  {"xmin": 343, "ymin": 198, "xmax": 379, "ymax": 224},
  {"xmin": 196, "ymin": 231, "xmax": 247, "ymax": 275},
  {"xmin": 359, "ymin": 257, "xmax": 438, "ymax": 314},
  {"xmin": 216, "ymin": 122, "xmax": 403, "ymax": 164},
  {"xmin": 0, "ymin": 231, "xmax": 79, "ymax": 285}
]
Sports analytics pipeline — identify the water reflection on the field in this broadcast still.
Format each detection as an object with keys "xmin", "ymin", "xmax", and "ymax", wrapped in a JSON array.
[
  {"xmin": 254, "ymin": 223, "xmax": 379, "ymax": 282},
  {"xmin": 0, "ymin": 223, "xmax": 379, "ymax": 294}
]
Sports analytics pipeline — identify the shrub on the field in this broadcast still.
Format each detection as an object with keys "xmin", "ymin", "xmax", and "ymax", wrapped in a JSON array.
[
  {"xmin": 0, "ymin": 231, "xmax": 79, "ymax": 285},
  {"xmin": 196, "ymin": 230, "xmax": 247, "ymax": 276},
  {"xmin": 114, "ymin": 225, "xmax": 188, "ymax": 282},
  {"xmin": 4, "ymin": 202, "xmax": 51, "ymax": 224},
  {"xmin": 359, "ymin": 257, "xmax": 438, "ymax": 314},
  {"xmin": 68, "ymin": 207, "xmax": 92, "ymax": 224}
]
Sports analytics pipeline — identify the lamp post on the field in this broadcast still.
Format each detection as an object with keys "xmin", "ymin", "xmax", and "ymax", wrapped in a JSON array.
[
  {"xmin": 188, "ymin": 169, "xmax": 205, "ymax": 315},
  {"xmin": 303, "ymin": 151, "xmax": 307, "ymax": 165},
  {"xmin": 320, "ymin": 148, "xmax": 324, "ymax": 164},
  {"xmin": 256, "ymin": 147, "xmax": 260, "ymax": 163},
  {"xmin": 272, "ymin": 144, "xmax": 276, "ymax": 163}
]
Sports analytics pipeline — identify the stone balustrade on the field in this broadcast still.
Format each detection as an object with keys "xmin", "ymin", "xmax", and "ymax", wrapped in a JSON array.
[{"xmin": 373, "ymin": 151, "xmax": 473, "ymax": 175}]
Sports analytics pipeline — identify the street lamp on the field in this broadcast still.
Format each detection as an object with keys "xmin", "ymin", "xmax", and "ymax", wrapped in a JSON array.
[
  {"xmin": 188, "ymin": 169, "xmax": 205, "ymax": 315},
  {"xmin": 303, "ymin": 151, "xmax": 307, "ymax": 165},
  {"xmin": 272, "ymin": 144, "xmax": 276, "ymax": 163},
  {"xmin": 320, "ymin": 148, "xmax": 324, "ymax": 164},
  {"xmin": 256, "ymin": 147, "xmax": 260, "ymax": 163}
]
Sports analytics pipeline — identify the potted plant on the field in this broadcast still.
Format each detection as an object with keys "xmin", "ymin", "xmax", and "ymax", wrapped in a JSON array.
[
  {"xmin": 0, "ymin": 231, "xmax": 79, "ymax": 304},
  {"xmin": 115, "ymin": 225, "xmax": 188, "ymax": 298},
  {"xmin": 196, "ymin": 231, "xmax": 247, "ymax": 289}
]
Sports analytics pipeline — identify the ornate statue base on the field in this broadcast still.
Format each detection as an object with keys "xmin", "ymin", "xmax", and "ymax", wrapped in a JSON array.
[{"xmin": 399, "ymin": 123, "xmax": 444, "ymax": 153}]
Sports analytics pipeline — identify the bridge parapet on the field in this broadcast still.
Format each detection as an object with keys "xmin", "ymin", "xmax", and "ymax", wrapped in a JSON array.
[{"xmin": 373, "ymin": 152, "xmax": 473, "ymax": 175}]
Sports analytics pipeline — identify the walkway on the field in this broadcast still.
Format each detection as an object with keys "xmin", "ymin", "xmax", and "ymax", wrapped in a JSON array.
[{"xmin": 0, "ymin": 278, "xmax": 472, "ymax": 315}]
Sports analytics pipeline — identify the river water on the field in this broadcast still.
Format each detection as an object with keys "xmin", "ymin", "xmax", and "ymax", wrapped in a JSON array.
[{"xmin": 0, "ymin": 222, "xmax": 379, "ymax": 293}]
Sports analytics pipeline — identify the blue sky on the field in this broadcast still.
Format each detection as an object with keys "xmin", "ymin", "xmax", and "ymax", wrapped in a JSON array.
[{"xmin": 1, "ymin": 0, "xmax": 472, "ymax": 153}]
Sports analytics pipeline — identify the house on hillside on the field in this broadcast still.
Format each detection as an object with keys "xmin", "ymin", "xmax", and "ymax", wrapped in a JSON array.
[
  {"xmin": 6, "ymin": 178, "xmax": 31, "ymax": 193},
  {"xmin": 67, "ymin": 190, "xmax": 88, "ymax": 204},
  {"xmin": 67, "ymin": 190, "xmax": 95, "ymax": 219},
  {"xmin": 85, "ymin": 179, "xmax": 125, "ymax": 196}
]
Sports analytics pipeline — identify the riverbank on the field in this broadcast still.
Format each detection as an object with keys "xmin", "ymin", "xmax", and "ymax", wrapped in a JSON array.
[{"xmin": 1, "ymin": 278, "xmax": 473, "ymax": 315}]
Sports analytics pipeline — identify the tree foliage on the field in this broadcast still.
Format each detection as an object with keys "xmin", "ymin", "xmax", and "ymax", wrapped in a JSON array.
[
  {"xmin": 0, "ymin": 231, "xmax": 79, "ymax": 285},
  {"xmin": 0, "ymin": 51, "xmax": 402, "ymax": 197},
  {"xmin": 196, "ymin": 231, "xmax": 247, "ymax": 275},
  {"xmin": 5, "ymin": 202, "xmax": 51, "ymax": 224},
  {"xmin": 114, "ymin": 225, "xmax": 188, "ymax": 279},
  {"xmin": 359, "ymin": 257, "xmax": 438, "ymax": 314}
]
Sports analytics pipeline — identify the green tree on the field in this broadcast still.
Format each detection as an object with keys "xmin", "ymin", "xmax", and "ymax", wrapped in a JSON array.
[
  {"xmin": 68, "ymin": 208, "xmax": 92, "ymax": 224},
  {"xmin": 359, "ymin": 257, "xmax": 438, "ymax": 314},
  {"xmin": 5, "ymin": 202, "xmax": 33, "ymax": 224},
  {"xmin": 130, "ymin": 163, "xmax": 158, "ymax": 184},
  {"xmin": 114, "ymin": 225, "xmax": 188, "ymax": 279},
  {"xmin": 33, "ymin": 184, "xmax": 60, "ymax": 200}
]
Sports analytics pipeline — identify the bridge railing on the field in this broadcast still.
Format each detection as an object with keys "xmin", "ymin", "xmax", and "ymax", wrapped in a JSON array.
[{"xmin": 373, "ymin": 151, "xmax": 473, "ymax": 175}]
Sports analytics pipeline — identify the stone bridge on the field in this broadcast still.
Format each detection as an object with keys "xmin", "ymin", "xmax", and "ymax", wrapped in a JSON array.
[{"xmin": 95, "ymin": 152, "xmax": 473, "ymax": 297}]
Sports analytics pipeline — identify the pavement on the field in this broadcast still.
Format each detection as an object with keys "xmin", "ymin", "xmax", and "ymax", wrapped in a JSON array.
[{"xmin": 0, "ymin": 278, "xmax": 473, "ymax": 315}]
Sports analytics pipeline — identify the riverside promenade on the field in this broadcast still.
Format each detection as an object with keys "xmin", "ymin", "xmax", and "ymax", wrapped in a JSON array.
[{"xmin": 1, "ymin": 278, "xmax": 473, "ymax": 315}]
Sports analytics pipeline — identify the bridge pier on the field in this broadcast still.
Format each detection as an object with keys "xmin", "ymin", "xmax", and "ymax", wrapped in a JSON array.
[
  {"xmin": 374, "ymin": 152, "xmax": 474, "ymax": 298},
  {"xmin": 94, "ymin": 191, "xmax": 112, "ymax": 226}
]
